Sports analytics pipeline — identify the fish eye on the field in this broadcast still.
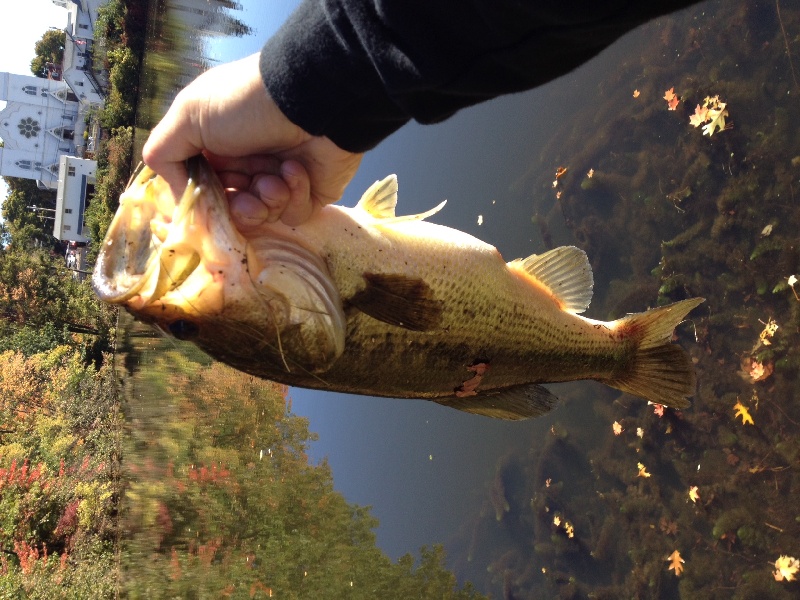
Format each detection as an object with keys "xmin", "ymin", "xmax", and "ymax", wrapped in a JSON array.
[{"xmin": 167, "ymin": 319, "xmax": 199, "ymax": 340}]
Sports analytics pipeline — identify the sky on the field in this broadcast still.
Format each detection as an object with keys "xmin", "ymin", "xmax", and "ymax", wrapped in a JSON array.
[{"xmin": 0, "ymin": 0, "xmax": 69, "ymax": 206}]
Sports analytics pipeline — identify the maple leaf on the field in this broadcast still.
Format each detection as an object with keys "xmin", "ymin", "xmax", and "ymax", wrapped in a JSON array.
[
  {"xmin": 750, "ymin": 359, "xmax": 773, "ymax": 382},
  {"xmin": 689, "ymin": 104, "xmax": 709, "ymax": 127},
  {"xmin": 668, "ymin": 96, "xmax": 680, "ymax": 110},
  {"xmin": 553, "ymin": 515, "xmax": 561, "ymax": 527},
  {"xmin": 636, "ymin": 427, "xmax": 644, "ymax": 438},
  {"xmin": 733, "ymin": 401, "xmax": 755, "ymax": 426},
  {"xmin": 774, "ymin": 555, "xmax": 799, "ymax": 582},
  {"xmin": 637, "ymin": 462, "xmax": 651, "ymax": 478},
  {"xmin": 659, "ymin": 517, "xmax": 678, "ymax": 536},
  {"xmin": 653, "ymin": 403, "xmax": 665, "ymax": 418},
  {"xmin": 667, "ymin": 550, "xmax": 685, "ymax": 576},
  {"xmin": 587, "ymin": 168, "xmax": 594, "ymax": 178},
  {"xmin": 612, "ymin": 421, "xmax": 623, "ymax": 436},
  {"xmin": 664, "ymin": 87, "xmax": 676, "ymax": 102},
  {"xmin": 688, "ymin": 486, "xmax": 700, "ymax": 503},
  {"xmin": 633, "ymin": 89, "xmax": 640, "ymax": 98}
]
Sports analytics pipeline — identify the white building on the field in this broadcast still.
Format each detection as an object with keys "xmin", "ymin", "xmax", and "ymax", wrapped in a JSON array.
[
  {"xmin": 0, "ymin": 0, "xmax": 104, "ymax": 243},
  {"xmin": 53, "ymin": 155, "xmax": 95, "ymax": 242}
]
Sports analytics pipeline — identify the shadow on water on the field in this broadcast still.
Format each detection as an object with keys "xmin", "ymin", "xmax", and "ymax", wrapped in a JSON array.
[{"xmin": 122, "ymin": 0, "xmax": 800, "ymax": 598}]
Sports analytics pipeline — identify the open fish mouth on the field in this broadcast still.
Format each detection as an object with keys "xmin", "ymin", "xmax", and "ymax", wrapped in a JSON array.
[
  {"xmin": 92, "ymin": 155, "xmax": 347, "ymax": 372},
  {"xmin": 92, "ymin": 156, "xmax": 238, "ymax": 310}
]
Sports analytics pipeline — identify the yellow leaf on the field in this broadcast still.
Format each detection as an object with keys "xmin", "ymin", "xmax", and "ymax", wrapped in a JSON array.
[
  {"xmin": 688, "ymin": 486, "xmax": 700, "ymax": 503},
  {"xmin": 667, "ymin": 550, "xmax": 685, "ymax": 576},
  {"xmin": 774, "ymin": 555, "xmax": 799, "ymax": 582},
  {"xmin": 637, "ymin": 463, "xmax": 651, "ymax": 478},
  {"xmin": 612, "ymin": 421, "xmax": 623, "ymax": 436},
  {"xmin": 733, "ymin": 401, "xmax": 755, "ymax": 426}
]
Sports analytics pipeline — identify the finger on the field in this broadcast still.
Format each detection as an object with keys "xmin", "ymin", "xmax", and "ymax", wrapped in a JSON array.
[
  {"xmin": 218, "ymin": 170, "xmax": 252, "ymax": 190},
  {"xmin": 277, "ymin": 160, "xmax": 314, "ymax": 227},
  {"xmin": 142, "ymin": 120, "xmax": 199, "ymax": 199},
  {"xmin": 251, "ymin": 174, "xmax": 291, "ymax": 223},
  {"xmin": 229, "ymin": 191, "xmax": 271, "ymax": 230},
  {"xmin": 207, "ymin": 153, "xmax": 282, "ymax": 177}
]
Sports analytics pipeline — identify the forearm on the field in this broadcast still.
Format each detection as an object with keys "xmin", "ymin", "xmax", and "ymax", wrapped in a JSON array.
[{"xmin": 260, "ymin": 0, "xmax": 703, "ymax": 153}]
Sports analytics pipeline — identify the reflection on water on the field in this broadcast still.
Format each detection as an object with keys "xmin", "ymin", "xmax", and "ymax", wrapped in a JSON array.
[{"xmin": 124, "ymin": 0, "xmax": 800, "ymax": 597}]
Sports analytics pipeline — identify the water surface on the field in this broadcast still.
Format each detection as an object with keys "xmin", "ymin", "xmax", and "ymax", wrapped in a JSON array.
[{"xmin": 123, "ymin": 1, "xmax": 800, "ymax": 597}]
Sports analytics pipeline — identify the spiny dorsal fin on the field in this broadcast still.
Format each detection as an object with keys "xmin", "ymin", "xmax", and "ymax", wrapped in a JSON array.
[
  {"xmin": 507, "ymin": 246, "xmax": 593, "ymax": 313},
  {"xmin": 356, "ymin": 175, "xmax": 398, "ymax": 219},
  {"xmin": 436, "ymin": 383, "xmax": 559, "ymax": 420},
  {"xmin": 356, "ymin": 175, "xmax": 447, "ymax": 224}
]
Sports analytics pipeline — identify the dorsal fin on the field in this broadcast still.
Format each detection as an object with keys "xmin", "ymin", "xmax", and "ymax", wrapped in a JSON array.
[
  {"xmin": 356, "ymin": 175, "xmax": 398, "ymax": 218},
  {"xmin": 356, "ymin": 175, "xmax": 447, "ymax": 224},
  {"xmin": 507, "ymin": 246, "xmax": 593, "ymax": 313}
]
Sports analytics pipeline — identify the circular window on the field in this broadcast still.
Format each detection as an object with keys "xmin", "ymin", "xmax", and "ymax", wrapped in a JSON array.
[{"xmin": 18, "ymin": 117, "xmax": 41, "ymax": 139}]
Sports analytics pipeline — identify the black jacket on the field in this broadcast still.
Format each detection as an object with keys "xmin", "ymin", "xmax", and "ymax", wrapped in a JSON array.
[{"xmin": 260, "ymin": 0, "xmax": 703, "ymax": 152}]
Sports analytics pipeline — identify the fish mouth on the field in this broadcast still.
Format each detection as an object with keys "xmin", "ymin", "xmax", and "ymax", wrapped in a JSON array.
[
  {"xmin": 92, "ymin": 155, "xmax": 240, "ymax": 311},
  {"xmin": 93, "ymin": 155, "xmax": 347, "ymax": 373}
]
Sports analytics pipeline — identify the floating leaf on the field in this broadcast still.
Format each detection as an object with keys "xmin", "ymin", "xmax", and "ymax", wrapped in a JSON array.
[
  {"xmin": 733, "ymin": 401, "xmax": 755, "ymax": 426},
  {"xmin": 667, "ymin": 550, "xmax": 685, "ymax": 576},
  {"xmin": 774, "ymin": 555, "xmax": 799, "ymax": 582}
]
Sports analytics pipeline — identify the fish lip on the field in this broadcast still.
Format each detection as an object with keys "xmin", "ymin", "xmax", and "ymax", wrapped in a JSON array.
[
  {"xmin": 93, "ymin": 155, "xmax": 244, "ymax": 308},
  {"xmin": 91, "ymin": 163, "xmax": 160, "ymax": 304},
  {"xmin": 92, "ymin": 156, "xmax": 215, "ymax": 305}
]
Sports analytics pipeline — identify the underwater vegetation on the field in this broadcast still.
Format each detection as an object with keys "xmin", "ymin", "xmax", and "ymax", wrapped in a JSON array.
[{"xmin": 452, "ymin": 1, "xmax": 800, "ymax": 598}]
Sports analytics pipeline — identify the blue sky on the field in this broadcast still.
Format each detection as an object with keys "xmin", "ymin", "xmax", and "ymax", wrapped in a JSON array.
[{"xmin": 0, "ymin": 0, "xmax": 69, "ymax": 207}]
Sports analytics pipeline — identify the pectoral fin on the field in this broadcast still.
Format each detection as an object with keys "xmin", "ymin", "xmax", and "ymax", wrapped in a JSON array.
[
  {"xmin": 435, "ymin": 384, "xmax": 559, "ymax": 420},
  {"xmin": 349, "ymin": 272, "xmax": 443, "ymax": 331}
]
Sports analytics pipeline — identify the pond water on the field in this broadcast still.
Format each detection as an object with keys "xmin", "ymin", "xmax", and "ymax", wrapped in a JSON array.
[{"xmin": 121, "ymin": 0, "xmax": 800, "ymax": 597}]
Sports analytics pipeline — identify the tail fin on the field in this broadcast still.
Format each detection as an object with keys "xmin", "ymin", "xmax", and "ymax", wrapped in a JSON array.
[{"xmin": 602, "ymin": 298, "xmax": 704, "ymax": 409}]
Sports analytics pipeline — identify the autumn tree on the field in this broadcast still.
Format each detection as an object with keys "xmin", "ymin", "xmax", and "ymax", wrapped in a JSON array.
[
  {"xmin": 0, "ymin": 345, "xmax": 118, "ymax": 597},
  {"xmin": 30, "ymin": 29, "xmax": 65, "ymax": 78},
  {"xmin": 120, "ymin": 337, "xmax": 485, "ymax": 599}
]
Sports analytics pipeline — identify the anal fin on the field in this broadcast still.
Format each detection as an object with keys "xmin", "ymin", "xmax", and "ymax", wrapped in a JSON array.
[{"xmin": 435, "ymin": 384, "xmax": 559, "ymax": 420}]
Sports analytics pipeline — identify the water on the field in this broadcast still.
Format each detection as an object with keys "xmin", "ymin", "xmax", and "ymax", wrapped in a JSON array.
[{"xmin": 121, "ymin": 1, "xmax": 800, "ymax": 597}]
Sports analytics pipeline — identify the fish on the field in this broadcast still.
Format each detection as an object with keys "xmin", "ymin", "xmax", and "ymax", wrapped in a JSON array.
[{"xmin": 93, "ymin": 155, "xmax": 704, "ymax": 420}]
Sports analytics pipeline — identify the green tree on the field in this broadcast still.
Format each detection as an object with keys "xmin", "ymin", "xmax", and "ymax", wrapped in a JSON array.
[
  {"xmin": 1, "ymin": 176, "xmax": 57, "ymax": 250},
  {"xmin": 0, "ymin": 246, "xmax": 116, "ymax": 359},
  {"xmin": 30, "ymin": 30, "xmax": 65, "ymax": 78}
]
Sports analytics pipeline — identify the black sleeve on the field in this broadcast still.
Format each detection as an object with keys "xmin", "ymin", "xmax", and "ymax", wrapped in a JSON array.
[{"xmin": 260, "ymin": 0, "xmax": 702, "ymax": 153}]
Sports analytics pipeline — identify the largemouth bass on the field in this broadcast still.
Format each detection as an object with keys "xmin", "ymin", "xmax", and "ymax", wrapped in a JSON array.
[{"xmin": 93, "ymin": 156, "xmax": 703, "ymax": 420}]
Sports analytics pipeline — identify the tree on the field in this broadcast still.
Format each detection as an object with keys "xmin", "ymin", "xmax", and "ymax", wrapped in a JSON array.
[
  {"xmin": 120, "ymin": 348, "xmax": 487, "ymax": 598},
  {"xmin": 1, "ymin": 176, "xmax": 57, "ymax": 250},
  {"xmin": 30, "ymin": 30, "xmax": 65, "ymax": 79},
  {"xmin": 0, "ymin": 246, "xmax": 115, "ymax": 360}
]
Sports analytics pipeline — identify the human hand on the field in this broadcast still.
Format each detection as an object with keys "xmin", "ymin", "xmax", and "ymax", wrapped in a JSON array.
[{"xmin": 142, "ymin": 53, "xmax": 362, "ymax": 227}]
